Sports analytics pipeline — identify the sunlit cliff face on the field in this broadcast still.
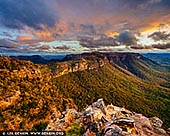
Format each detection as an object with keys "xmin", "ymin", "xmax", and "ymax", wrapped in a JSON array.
[{"xmin": 0, "ymin": 0, "xmax": 170, "ymax": 54}]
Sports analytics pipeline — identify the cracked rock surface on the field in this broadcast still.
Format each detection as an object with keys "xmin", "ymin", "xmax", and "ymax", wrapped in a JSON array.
[{"xmin": 46, "ymin": 98, "xmax": 169, "ymax": 136}]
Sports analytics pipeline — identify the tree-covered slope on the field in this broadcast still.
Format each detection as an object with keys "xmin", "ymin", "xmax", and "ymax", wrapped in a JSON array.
[
  {"xmin": 51, "ymin": 62, "xmax": 170, "ymax": 128},
  {"xmin": 0, "ymin": 57, "xmax": 76, "ymax": 131}
]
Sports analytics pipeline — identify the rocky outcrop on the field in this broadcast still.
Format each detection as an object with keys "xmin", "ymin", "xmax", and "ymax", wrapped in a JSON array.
[
  {"xmin": 149, "ymin": 117, "xmax": 167, "ymax": 135},
  {"xmin": 46, "ymin": 99, "xmax": 169, "ymax": 136}
]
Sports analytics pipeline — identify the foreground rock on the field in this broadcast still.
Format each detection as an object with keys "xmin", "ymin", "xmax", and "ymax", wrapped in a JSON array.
[{"xmin": 46, "ymin": 99, "xmax": 169, "ymax": 136}]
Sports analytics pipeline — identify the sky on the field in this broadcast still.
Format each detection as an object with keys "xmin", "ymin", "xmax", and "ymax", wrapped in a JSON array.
[{"xmin": 0, "ymin": 0, "xmax": 170, "ymax": 55}]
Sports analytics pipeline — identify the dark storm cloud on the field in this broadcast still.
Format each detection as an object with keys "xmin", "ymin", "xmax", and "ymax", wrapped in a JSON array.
[
  {"xmin": 80, "ymin": 24, "xmax": 96, "ymax": 35},
  {"xmin": 0, "ymin": 39, "xmax": 20, "ymax": 52},
  {"xmin": 53, "ymin": 45, "xmax": 70, "ymax": 50},
  {"xmin": 36, "ymin": 45, "xmax": 50, "ymax": 51},
  {"xmin": 0, "ymin": 38, "xmax": 51, "ymax": 53},
  {"xmin": 79, "ymin": 30, "xmax": 139, "ymax": 49},
  {"xmin": 148, "ymin": 31, "xmax": 170, "ymax": 41},
  {"xmin": 152, "ymin": 43, "xmax": 170, "ymax": 49},
  {"xmin": 130, "ymin": 43, "xmax": 170, "ymax": 50},
  {"xmin": 96, "ymin": 48, "xmax": 114, "ymax": 52},
  {"xmin": 130, "ymin": 45, "xmax": 152, "ymax": 50},
  {"xmin": 116, "ymin": 30, "xmax": 138, "ymax": 46},
  {"xmin": 0, "ymin": 0, "xmax": 58, "ymax": 29},
  {"xmin": 78, "ymin": 35, "xmax": 119, "ymax": 49},
  {"xmin": 0, "ymin": 39, "xmax": 18, "ymax": 49},
  {"xmin": 78, "ymin": 36, "xmax": 94, "ymax": 48}
]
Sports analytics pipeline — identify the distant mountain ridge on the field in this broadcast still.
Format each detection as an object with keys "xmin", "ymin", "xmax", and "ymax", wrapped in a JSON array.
[
  {"xmin": 9, "ymin": 52, "xmax": 170, "ymax": 68},
  {"xmin": 143, "ymin": 53, "xmax": 170, "ymax": 66},
  {"xmin": 48, "ymin": 52, "xmax": 170, "ymax": 84},
  {"xmin": 10, "ymin": 55, "xmax": 48, "ymax": 64},
  {"xmin": 10, "ymin": 55, "xmax": 65, "ymax": 64},
  {"xmin": 9, "ymin": 52, "xmax": 170, "ymax": 87}
]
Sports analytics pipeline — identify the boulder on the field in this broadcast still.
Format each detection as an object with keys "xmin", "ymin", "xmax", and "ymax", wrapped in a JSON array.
[
  {"xmin": 166, "ymin": 128, "xmax": 170, "ymax": 135},
  {"xmin": 103, "ymin": 125, "xmax": 122, "ymax": 136},
  {"xmin": 150, "ymin": 117, "xmax": 163, "ymax": 128}
]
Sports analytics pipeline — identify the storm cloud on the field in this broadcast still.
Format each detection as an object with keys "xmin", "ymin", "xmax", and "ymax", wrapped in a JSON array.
[
  {"xmin": 152, "ymin": 43, "xmax": 170, "ymax": 49},
  {"xmin": 0, "ymin": 39, "xmax": 18, "ymax": 49},
  {"xmin": 0, "ymin": 0, "xmax": 58, "ymax": 29},
  {"xmin": 53, "ymin": 45, "xmax": 70, "ymax": 50},
  {"xmin": 36, "ymin": 45, "xmax": 51, "ymax": 51},
  {"xmin": 0, "ymin": 39, "xmax": 20, "ymax": 53},
  {"xmin": 80, "ymin": 24, "xmax": 96, "ymax": 35},
  {"xmin": 130, "ymin": 45, "xmax": 152, "ymax": 50},
  {"xmin": 116, "ymin": 30, "xmax": 138, "ymax": 46},
  {"xmin": 148, "ymin": 31, "xmax": 170, "ymax": 41},
  {"xmin": 130, "ymin": 43, "xmax": 170, "ymax": 50},
  {"xmin": 78, "ymin": 35, "xmax": 119, "ymax": 49}
]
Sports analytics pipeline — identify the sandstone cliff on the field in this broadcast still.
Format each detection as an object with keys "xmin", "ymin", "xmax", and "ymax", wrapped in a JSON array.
[{"xmin": 49, "ymin": 56, "xmax": 108, "ymax": 77}]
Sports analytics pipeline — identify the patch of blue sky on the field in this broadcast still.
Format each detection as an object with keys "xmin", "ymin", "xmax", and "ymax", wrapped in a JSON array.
[{"xmin": 0, "ymin": 27, "xmax": 18, "ymax": 40}]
